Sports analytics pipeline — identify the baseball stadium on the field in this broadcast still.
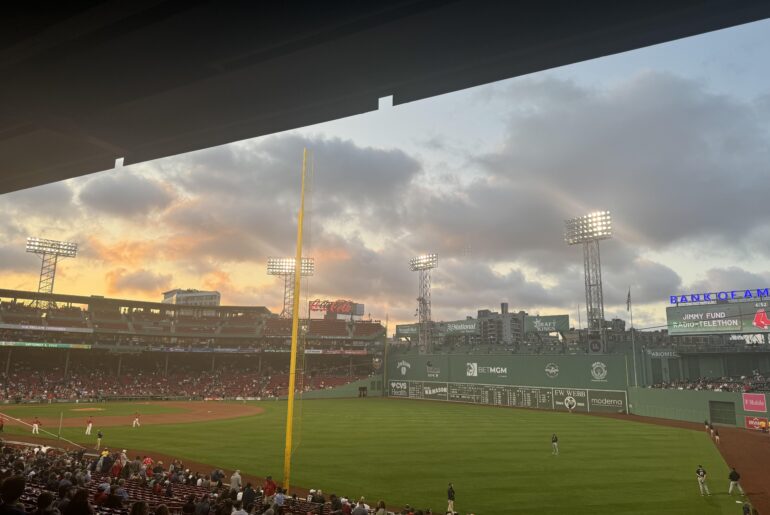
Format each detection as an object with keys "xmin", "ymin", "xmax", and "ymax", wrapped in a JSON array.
[{"xmin": 4, "ymin": 3, "xmax": 770, "ymax": 515}]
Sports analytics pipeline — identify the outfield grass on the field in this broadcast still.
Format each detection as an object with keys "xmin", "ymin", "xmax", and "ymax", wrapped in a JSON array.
[
  {"xmin": 2, "ymin": 399, "xmax": 740, "ymax": 514},
  {"xmin": 0, "ymin": 402, "xmax": 186, "ymax": 419}
]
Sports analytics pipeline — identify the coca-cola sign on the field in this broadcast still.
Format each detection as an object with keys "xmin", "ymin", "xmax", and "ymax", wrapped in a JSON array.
[{"xmin": 309, "ymin": 299, "xmax": 355, "ymax": 314}]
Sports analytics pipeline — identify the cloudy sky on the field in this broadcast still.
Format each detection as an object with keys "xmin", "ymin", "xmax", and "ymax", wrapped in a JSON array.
[{"xmin": 2, "ymin": 19, "xmax": 770, "ymax": 333}]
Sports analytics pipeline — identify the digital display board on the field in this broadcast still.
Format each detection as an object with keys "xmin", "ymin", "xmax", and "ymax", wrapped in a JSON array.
[{"xmin": 666, "ymin": 300, "xmax": 770, "ymax": 335}]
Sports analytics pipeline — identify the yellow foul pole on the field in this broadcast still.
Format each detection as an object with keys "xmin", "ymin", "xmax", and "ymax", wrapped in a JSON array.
[{"xmin": 283, "ymin": 148, "xmax": 307, "ymax": 492}]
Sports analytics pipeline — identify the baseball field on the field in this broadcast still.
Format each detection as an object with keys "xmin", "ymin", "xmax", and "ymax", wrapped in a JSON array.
[{"xmin": 0, "ymin": 398, "xmax": 750, "ymax": 514}]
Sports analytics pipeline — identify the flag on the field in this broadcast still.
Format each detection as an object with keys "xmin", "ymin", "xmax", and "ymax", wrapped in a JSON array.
[{"xmin": 626, "ymin": 288, "xmax": 631, "ymax": 312}]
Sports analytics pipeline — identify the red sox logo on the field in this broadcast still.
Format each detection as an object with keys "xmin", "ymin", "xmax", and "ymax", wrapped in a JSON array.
[{"xmin": 753, "ymin": 309, "xmax": 770, "ymax": 330}]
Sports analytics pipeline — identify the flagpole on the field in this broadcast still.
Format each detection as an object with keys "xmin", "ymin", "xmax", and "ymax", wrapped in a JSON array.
[{"xmin": 629, "ymin": 288, "xmax": 638, "ymax": 387}]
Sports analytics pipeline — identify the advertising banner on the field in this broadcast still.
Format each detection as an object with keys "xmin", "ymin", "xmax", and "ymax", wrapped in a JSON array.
[
  {"xmin": 407, "ymin": 381, "xmax": 449, "ymax": 401},
  {"xmin": 0, "ymin": 341, "xmax": 91, "ymax": 350},
  {"xmin": 553, "ymin": 388, "xmax": 588, "ymax": 412},
  {"xmin": 667, "ymin": 301, "xmax": 770, "ymax": 335},
  {"xmin": 647, "ymin": 350, "xmax": 680, "ymax": 358},
  {"xmin": 742, "ymin": 393, "xmax": 767, "ymax": 413},
  {"xmin": 744, "ymin": 416, "xmax": 769, "ymax": 430},
  {"xmin": 395, "ymin": 324, "xmax": 419, "ymax": 337},
  {"xmin": 524, "ymin": 315, "xmax": 569, "ymax": 333},
  {"xmin": 393, "ymin": 354, "xmax": 626, "ymax": 390},
  {"xmin": 308, "ymin": 299, "xmax": 364, "ymax": 315},
  {"xmin": 389, "ymin": 380, "xmax": 409, "ymax": 398},
  {"xmin": 587, "ymin": 389, "xmax": 628, "ymax": 413},
  {"xmin": 443, "ymin": 320, "xmax": 478, "ymax": 334}
]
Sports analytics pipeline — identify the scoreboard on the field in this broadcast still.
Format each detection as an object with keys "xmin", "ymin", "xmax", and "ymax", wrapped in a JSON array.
[
  {"xmin": 447, "ymin": 383, "xmax": 553, "ymax": 409},
  {"xmin": 389, "ymin": 380, "xmax": 626, "ymax": 413}
]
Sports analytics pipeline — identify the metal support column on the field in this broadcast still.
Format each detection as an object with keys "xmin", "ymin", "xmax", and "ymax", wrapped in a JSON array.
[{"xmin": 64, "ymin": 350, "xmax": 70, "ymax": 378}]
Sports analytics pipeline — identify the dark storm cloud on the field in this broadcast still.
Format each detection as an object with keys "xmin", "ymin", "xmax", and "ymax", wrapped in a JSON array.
[
  {"xmin": 78, "ymin": 172, "xmax": 175, "ymax": 217},
  {"xmin": 147, "ymin": 133, "xmax": 422, "ymax": 267},
  {"xmin": 168, "ymin": 133, "xmax": 419, "ymax": 227},
  {"xmin": 487, "ymin": 72, "xmax": 770, "ymax": 248}
]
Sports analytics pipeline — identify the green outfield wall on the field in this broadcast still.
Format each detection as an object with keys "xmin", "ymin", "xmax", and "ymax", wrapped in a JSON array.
[
  {"xmin": 389, "ymin": 354, "xmax": 628, "ymax": 389},
  {"xmin": 628, "ymin": 387, "xmax": 768, "ymax": 428},
  {"xmin": 280, "ymin": 378, "xmax": 382, "ymax": 400},
  {"xmin": 387, "ymin": 354, "xmax": 629, "ymax": 413}
]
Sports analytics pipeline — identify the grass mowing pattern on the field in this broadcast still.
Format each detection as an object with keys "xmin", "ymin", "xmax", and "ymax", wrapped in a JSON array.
[{"xmin": 3, "ymin": 399, "xmax": 739, "ymax": 514}]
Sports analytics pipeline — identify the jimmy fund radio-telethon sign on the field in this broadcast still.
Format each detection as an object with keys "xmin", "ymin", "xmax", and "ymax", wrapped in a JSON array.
[
  {"xmin": 666, "ymin": 300, "xmax": 770, "ymax": 335},
  {"xmin": 524, "ymin": 315, "xmax": 569, "ymax": 333}
]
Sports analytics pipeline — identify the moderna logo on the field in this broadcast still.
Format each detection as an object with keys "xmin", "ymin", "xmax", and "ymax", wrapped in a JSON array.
[{"xmin": 753, "ymin": 309, "xmax": 770, "ymax": 330}]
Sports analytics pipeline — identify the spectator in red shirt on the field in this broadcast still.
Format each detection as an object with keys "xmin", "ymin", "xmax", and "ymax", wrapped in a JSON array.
[
  {"xmin": 93, "ymin": 487, "xmax": 108, "ymax": 506},
  {"xmin": 262, "ymin": 476, "xmax": 277, "ymax": 506}
]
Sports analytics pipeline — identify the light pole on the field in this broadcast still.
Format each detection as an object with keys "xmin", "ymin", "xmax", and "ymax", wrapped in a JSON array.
[
  {"xmin": 565, "ymin": 211, "xmax": 612, "ymax": 351},
  {"xmin": 410, "ymin": 253, "xmax": 438, "ymax": 354},
  {"xmin": 26, "ymin": 237, "xmax": 78, "ymax": 310}
]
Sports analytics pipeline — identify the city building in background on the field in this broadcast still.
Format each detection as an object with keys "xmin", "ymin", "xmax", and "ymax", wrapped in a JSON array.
[{"xmin": 162, "ymin": 289, "xmax": 221, "ymax": 307}]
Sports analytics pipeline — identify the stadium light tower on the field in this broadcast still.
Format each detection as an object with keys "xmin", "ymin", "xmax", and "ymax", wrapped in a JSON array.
[
  {"xmin": 565, "ymin": 211, "xmax": 612, "ymax": 335},
  {"xmin": 410, "ymin": 253, "xmax": 438, "ymax": 354},
  {"xmin": 25, "ymin": 237, "xmax": 78, "ymax": 310},
  {"xmin": 267, "ymin": 257, "xmax": 314, "ymax": 318}
]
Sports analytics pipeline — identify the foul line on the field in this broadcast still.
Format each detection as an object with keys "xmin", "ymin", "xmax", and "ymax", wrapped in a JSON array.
[{"xmin": 0, "ymin": 412, "xmax": 86, "ymax": 449}]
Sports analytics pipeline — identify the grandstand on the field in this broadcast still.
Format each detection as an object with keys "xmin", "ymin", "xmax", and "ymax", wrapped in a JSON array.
[{"xmin": 0, "ymin": 289, "xmax": 384, "ymax": 403}]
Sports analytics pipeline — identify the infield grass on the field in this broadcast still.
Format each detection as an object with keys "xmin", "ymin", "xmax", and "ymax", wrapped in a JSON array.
[{"xmin": 2, "ymin": 398, "xmax": 740, "ymax": 515}]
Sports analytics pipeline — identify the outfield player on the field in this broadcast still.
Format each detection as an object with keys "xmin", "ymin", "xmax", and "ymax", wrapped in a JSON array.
[
  {"xmin": 696, "ymin": 465, "xmax": 710, "ymax": 496},
  {"xmin": 86, "ymin": 416, "xmax": 93, "ymax": 435},
  {"xmin": 713, "ymin": 428, "xmax": 720, "ymax": 444},
  {"xmin": 132, "ymin": 412, "xmax": 141, "ymax": 428},
  {"xmin": 32, "ymin": 417, "xmax": 41, "ymax": 434},
  {"xmin": 728, "ymin": 467, "xmax": 745, "ymax": 496},
  {"xmin": 447, "ymin": 482, "xmax": 455, "ymax": 514},
  {"xmin": 551, "ymin": 433, "xmax": 559, "ymax": 455}
]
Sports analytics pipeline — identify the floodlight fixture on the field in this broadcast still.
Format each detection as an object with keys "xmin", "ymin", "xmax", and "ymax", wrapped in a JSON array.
[
  {"xmin": 266, "ymin": 257, "xmax": 314, "ymax": 276},
  {"xmin": 267, "ymin": 257, "xmax": 314, "ymax": 318},
  {"xmin": 409, "ymin": 253, "xmax": 438, "ymax": 271},
  {"xmin": 564, "ymin": 211, "xmax": 612, "ymax": 245},
  {"xmin": 25, "ymin": 236, "xmax": 79, "ymax": 309},
  {"xmin": 26, "ymin": 237, "xmax": 78, "ymax": 258}
]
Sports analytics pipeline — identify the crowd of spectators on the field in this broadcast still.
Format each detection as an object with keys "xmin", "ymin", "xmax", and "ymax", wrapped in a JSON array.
[
  {"xmin": 0, "ymin": 442, "xmax": 431, "ymax": 515},
  {"xmin": 0, "ymin": 365, "xmax": 368, "ymax": 403},
  {"xmin": 649, "ymin": 373, "xmax": 770, "ymax": 392}
]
